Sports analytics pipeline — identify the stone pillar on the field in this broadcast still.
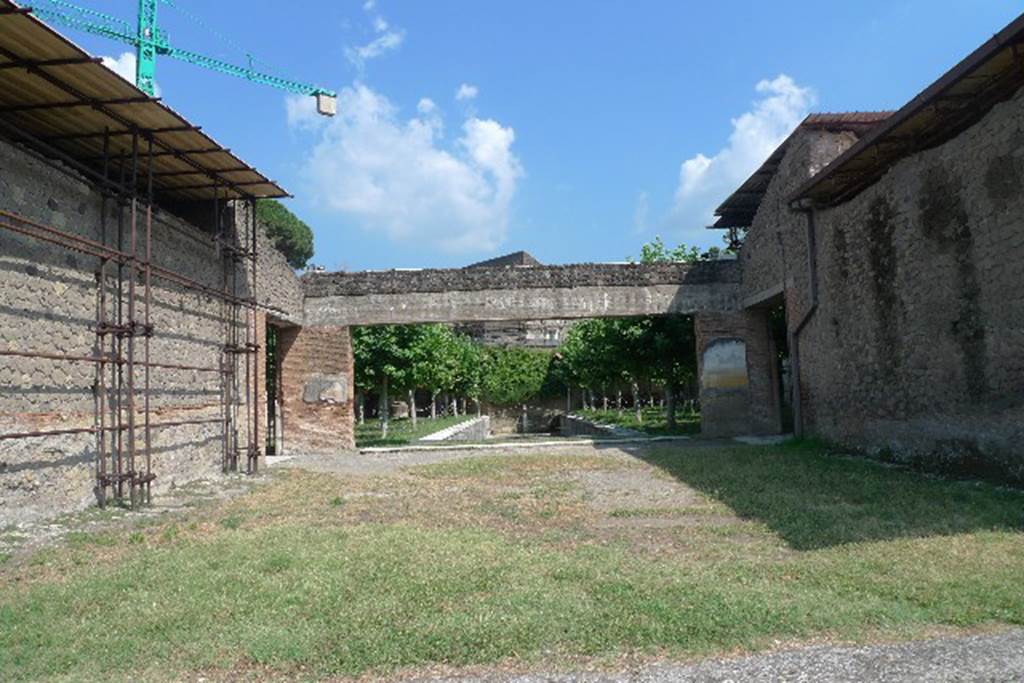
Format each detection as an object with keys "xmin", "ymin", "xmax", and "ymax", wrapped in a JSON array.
[
  {"xmin": 277, "ymin": 324, "xmax": 355, "ymax": 452},
  {"xmin": 695, "ymin": 311, "xmax": 780, "ymax": 438}
]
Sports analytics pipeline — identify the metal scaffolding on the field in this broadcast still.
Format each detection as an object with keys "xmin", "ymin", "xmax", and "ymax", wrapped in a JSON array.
[
  {"xmin": 0, "ymin": 6, "xmax": 286, "ymax": 510},
  {"xmin": 0, "ymin": 124, "xmax": 263, "ymax": 509}
]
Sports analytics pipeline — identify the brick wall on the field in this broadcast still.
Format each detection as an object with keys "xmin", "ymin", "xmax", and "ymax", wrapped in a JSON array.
[
  {"xmin": 277, "ymin": 325, "xmax": 355, "ymax": 452},
  {"xmin": 695, "ymin": 311, "xmax": 780, "ymax": 437},
  {"xmin": 740, "ymin": 86, "xmax": 1024, "ymax": 481}
]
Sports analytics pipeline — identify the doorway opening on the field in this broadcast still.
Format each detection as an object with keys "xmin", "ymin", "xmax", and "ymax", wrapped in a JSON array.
[{"xmin": 768, "ymin": 301, "xmax": 793, "ymax": 433}]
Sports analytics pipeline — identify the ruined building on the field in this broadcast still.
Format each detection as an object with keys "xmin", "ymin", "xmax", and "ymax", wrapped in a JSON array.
[
  {"xmin": 716, "ymin": 18, "xmax": 1024, "ymax": 479},
  {"xmin": 456, "ymin": 251, "xmax": 575, "ymax": 348},
  {"xmin": 2, "ymin": 7, "xmax": 1023, "ymax": 525}
]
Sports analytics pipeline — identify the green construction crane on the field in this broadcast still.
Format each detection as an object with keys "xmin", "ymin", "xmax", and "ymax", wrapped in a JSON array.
[{"xmin": 23, "ymin": 0, "xmax": 337, "ymax": 116}]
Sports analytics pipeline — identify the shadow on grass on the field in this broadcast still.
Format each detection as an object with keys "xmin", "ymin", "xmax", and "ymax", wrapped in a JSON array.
[
  {"xmin": 577, "ymin": 407, "xmax": 701, "ymax": 436},
  {"xmin": 632, "ymin": 439, "xmax": 1024, "ymax": 551}
]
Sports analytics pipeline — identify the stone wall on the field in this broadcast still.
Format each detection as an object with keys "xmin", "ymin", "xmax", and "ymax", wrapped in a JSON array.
[
  {"xmin": 741, "ymin": 86, "xmax": 1024, "ymax": 481},
  {"xmin": 304, "ymin": 260, "xmax": 740, "ymax": 297},
  {"xmin": 695, "ymin": 311, "xmax": 780, "ymax": 438},
  {"xmin": 0, "ymin": 137, "xmax": 302, "ymax": 523}
]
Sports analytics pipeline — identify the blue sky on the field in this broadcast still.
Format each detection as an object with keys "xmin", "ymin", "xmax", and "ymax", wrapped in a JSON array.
[{"xmin": 60, "ymin": 0, "xmax": 1022, "ymax": 270}]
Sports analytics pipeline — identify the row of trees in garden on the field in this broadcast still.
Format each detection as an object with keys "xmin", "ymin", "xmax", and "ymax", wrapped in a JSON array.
[
  {"xmin": 352, "ymin": 238, "xmax": 724, "ymax": 436},
  {"xmin": 353, "ymin": 325, "xmax": 552, "ymax": 437}
]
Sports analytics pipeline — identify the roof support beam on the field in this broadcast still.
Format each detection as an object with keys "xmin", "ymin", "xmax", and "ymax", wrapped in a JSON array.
[
  {"xmin": 0, "ymin": 96, "xmax": 155, "ymax": 114},
  {"xmin": 154, "ymin": 165, "xmax": 249, "ymax": 177},
  {"xmin": 0, "ymin": 56, "xmax": 101, "ymax": 70},
  {"xmin": 162, "ymin": 179, "xmax": 270, "ymax": 191},
  {"xmin": 40, "ymin": 124, "xmax": 199, "ymax": 143},
  {"xmin": 80, "ymin": 147, "xmax": 226, "ymax": 162},
  {"xmin": 0, "ymin": 45, "xmax": 258, "ymax": 199}
]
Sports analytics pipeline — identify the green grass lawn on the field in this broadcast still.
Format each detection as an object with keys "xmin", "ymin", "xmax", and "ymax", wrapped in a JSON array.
[
  {"xmin": 578, "ymin": 406, "xmax": 701, "ymax": 436},
  {"xmin": 1, "ymin": 441, "xmax": 1023, "ymax": 681},
  {"xmin": 354, "ymin": 414, "xmax": 474, "ymax": 447}
]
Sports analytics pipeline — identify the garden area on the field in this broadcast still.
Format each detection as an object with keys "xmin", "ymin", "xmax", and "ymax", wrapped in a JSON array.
[
  {"xmin": 2, "ymin": 439, "xmax": 1022, "ymax": 681},
  {"xmin": 351, "ymin": 237, "xmax": 714, "ymax": 442},
  {"xmin": 577, "ymin": 406, "xmax": 701, "ymax": 436},
  {"xmin": 354, "ymin": 414, "xmax": 474, "ymax": 448}
]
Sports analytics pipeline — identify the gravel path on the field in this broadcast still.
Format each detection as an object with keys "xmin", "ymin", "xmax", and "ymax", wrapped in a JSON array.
[
  {"xmin": 399, "ymin": 629, "xmax": 1024, "ymax": 682},
  {"xmin": 270, "ymin": 440, "xmax": 702, "ymax": 477}
]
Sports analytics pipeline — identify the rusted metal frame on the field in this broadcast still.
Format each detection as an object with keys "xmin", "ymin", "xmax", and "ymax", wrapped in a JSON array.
[
  {"xmin": 230, "ymin": 198, "xmax": 243, "ymax": 473},
  {"xmin": 40, "ymin": 125, "xmax": 198, "ymax": 144},
  {"xmin": 126, "ymin": 130, "xmax": 139, "ymax": 509},
  {"xmin": 162, "ymin": 179, "xmax": 269, "ymax": 192},
  {"xmin": 143, "ymin": 135, "xmax": 154, "ymax": 503},
  {"xmin": 215, "ymin": 183, "xmax": 232, "ymax": 473},
  {"xmin": 0, "ymin": 210, "xmax": 256, "ymax": 307},
  {"xmin": 0, "ymin": 417, "xmax": 223, "ymax": 443},
  {"xmin": 0, "ymin": 96, "xmax": 156, "ymax": 114},
  {"xmin": 0, "ymin": 45, "xmax": 255, "ymax": 200},
  {"xmin": 80, "ymin": 147, "xmax": 225, "ymax": 162},
  {"xmin": 154, "ymin": 166, "xmax": 247, "ymax": 177},
  {"xmin": 0, "ymin": 348, "xmax": 226, "ymax": 374},
  {"xmin": 114, "ymin": 149, "xmax": 126, "ymax": 501},
  {"xmin": 0, "ymin": 56, "xmax": 102, "ymax": 70},
  {"xmin": 96, "ymin": 127, "xmax": 111, "ymax": 506},
  {"xmin": 0, "ymin": 116, "xmax": 128, "ymax": 197},
  {"xmin": 249, "ymin": 198, "xmax": 260, "ymax": 474},
  {"xmin": 244, "ymin": 210, "xmax": 253, "ymax": 473}
]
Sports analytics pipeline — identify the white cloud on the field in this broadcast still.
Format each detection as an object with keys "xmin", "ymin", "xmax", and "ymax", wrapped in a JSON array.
[
  {"xmin": 100, "ymin": 51, "xmax": 162, "ymax": 96},
  {"xmin": 101, "ymin": 51, "xmax": 163, "ymax": 96},
  {"xmin": 101, "ymin": 52, "xmax": 136, "ymax": 82},
  {"xmin": 346, "ymin": 2, "xmax": 405, "ymax": 69},
  {"xmin": 455, "ymin": 83, "xmax": 479, "ymax": 101},
  {"xmin": 671, "ymin": 74, "xmax": 815, "ymax": 241},
  {"xmin": 346, "ymin": 28, "xmax": 405, "ymax": 67},
  {"xmin": 296, "ymin": 84, "xmax": 523, "ymax": 253},
  {"xmin": 285, "ymin": 94, "xmax": 326, "ymax": 132}
]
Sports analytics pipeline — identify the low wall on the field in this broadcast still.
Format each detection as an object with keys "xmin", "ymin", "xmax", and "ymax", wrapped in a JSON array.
[
  {"xmin": 558, "ymin": 414, "xmax": 641, "ymax": 438},
  {"xmin": 419, "ymin": 416, "xmax": 491, "ymax": 442}
]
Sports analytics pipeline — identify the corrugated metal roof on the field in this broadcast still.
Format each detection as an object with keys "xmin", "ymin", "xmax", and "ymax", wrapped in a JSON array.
[
  {"xmin": 711, "ymin": 112, "xmax": 893, "ymax": 229},
  {"xmin": 792, "ymin": 12, "xmax": 1024, "ymax": 207},
  {"xmin": 0, "ymin": 0, "xmax": 288, "ymax": 201}
]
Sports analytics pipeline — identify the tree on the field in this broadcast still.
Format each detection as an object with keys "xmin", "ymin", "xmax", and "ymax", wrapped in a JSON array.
[
  {"xmin": 352, "ymin": 325, "xmax": 413, "ymax": 438},
  {"xmin": 256, "ymin": 199, "xmax": 314, "ymax": 269},
  {"xmin": 410, "ymin": 324, "xmax": 461, "ymax": 420},
  {"xmin": 480, "ymin": 347, "xmax": 551, "ymax": 429}
]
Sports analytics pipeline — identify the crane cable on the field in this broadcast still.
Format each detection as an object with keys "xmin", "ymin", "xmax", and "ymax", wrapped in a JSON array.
[{"xmin": 159, "ymin": 0, "xmax": 297, "ymax": 81}]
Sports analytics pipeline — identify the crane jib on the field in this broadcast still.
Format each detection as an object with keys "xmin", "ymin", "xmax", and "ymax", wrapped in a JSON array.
[{"xmin": 23, "ymin": 0, "xmax": 337, "ymax": 116}]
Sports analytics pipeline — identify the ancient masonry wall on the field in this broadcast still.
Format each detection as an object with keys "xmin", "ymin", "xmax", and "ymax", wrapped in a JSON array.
[
  {"xmin": 694, "ymin": 311, "xmax": 780, "ymax": 438},
  {"xmin": 277, "ymin": 325, "xmax": 354, "ymax": 452},
  {"xmin": 0, "ymin": 137, "xmax": 302, "ymax": 523},
  {"xmin": 742, "ymin": 86, "xmax": 1024, "ymax": 480}
]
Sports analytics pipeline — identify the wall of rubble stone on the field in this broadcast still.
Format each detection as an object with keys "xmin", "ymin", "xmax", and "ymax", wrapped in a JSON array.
[
  {"xmin": 741, "ymin": 87, "xmax": 1024, "ymax": 481},
  {"xmin": 304, "ymin": 260, "xmax": 740, "ymax": 297},
  {"xmin": 0, "ymin": 137, "xmax": 301, "ymax": 523}
]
